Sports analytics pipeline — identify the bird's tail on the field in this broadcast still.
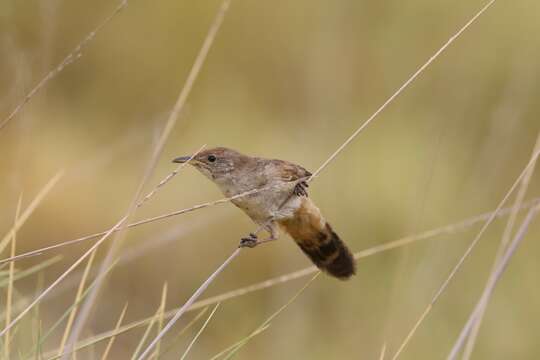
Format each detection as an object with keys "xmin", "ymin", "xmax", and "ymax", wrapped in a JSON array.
[{"xmin": 279, "ymin": 206, "xmax": 356, "ymax": 279}]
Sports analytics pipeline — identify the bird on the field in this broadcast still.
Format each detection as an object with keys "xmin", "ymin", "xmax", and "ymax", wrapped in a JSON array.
[{"xmin": 173, "ymin": 147, "xmax": 356, "ymax": 279}]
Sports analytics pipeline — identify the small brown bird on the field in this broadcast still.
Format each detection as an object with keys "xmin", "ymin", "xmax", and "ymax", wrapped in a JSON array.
[{"xmin": 173, "ymin": 147, "xmax": 356, "ymax": 279}]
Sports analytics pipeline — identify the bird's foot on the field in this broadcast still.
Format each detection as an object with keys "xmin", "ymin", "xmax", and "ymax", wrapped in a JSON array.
[
  {"xmin": 293, "ymin": 181, "xmax": 309, "ymax": 197},
  {"xmin": 239, "ymin": 233, "xmax": 259, "ymax": 248}
]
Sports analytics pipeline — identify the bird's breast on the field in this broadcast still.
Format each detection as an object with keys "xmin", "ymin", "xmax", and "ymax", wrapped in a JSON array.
[{"xmin": 228, "ymin": 182, "xmax": 301, "ymax": 223}]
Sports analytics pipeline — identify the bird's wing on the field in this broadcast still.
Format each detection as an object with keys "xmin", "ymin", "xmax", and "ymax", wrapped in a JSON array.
[{"xmin": 268, "ymin": 159, "xmax": 312, "ymax": 182}]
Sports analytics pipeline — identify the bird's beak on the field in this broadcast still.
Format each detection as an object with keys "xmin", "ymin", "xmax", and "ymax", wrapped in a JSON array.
[{"xmin": 172, "ymin": 156, "xmax": 192, "ymax": 164}]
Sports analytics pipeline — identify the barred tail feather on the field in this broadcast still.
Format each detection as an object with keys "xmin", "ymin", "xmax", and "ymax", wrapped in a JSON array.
[
  {"xmin": 297, "ymin": 223, "xmax": 356, "ymax": 279},
  {"xmin": 280, "ymin": 218, "xmax": 356, "ymax": 279}
]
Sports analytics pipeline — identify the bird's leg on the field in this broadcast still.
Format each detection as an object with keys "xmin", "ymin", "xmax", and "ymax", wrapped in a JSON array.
[
  {"xmin": 293, "ymin": 180, "xmax": 309, "ymax": 197},
  {"xmin": 239, "ymin": 222, "xmax": 279, "ymax": 248},
  {"xmin": 257, "ymin": 222, "xmax": 280, "ymax": 245}
]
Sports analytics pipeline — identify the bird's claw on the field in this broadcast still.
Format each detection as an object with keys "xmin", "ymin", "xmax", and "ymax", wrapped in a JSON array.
[
  {"xmin": 239, "ymin": 233, "xmax": 258, "ymax": 248},
  {"xmin": 293, "ymin": 181, "xmax": 309, "ymax": 197}
]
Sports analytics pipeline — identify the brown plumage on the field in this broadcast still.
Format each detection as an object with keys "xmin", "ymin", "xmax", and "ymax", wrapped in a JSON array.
[
  {"xmin": 173, "ymin": 147, "xmax": 356, "ymax": 279},
  {"xmin": 279, "ymin": 198, "xmax": 356, "ymax": 279}
]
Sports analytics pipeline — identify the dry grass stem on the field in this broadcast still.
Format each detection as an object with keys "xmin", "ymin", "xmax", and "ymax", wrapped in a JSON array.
[
  {"xmin": 33, "ymin": 274, "xmax": 46, "ymax": 360},
  {"xmin": 14, "ymin": 0, "xmax": 230, "ymax": 347},
  {"xmin": 308, "ymin": 0, "xmax": 498, "ymax": 181},
  {"xmin": 448, "ymin": 204, "xmax": 540, "ymax": 359},
  {"xmin": 0, "ymin": 172, "xmax": 63, "ymax": 255},
  {"xmin": 450, "ymin": 135, "xmax": 540, "ymax": 359},
  {"xmin": 130, "ymin": 285, "xmax": 168, "ymax": 360},
  {"xmin": 390, "ymin": 150, "xmax": 540, "ymax": 360},
  {"xmin": 36, "ymin": 320, "xmax": 44, "ymax": 360},
  {"xmin": 2, "ymin": 183, "xmax": 538, "ymax": 267},
  {"xmin": 209, "ymin": 325, "xmax": 270, "ymax": 360},
  {"xmin": 209, "ymin": 274, "xmax": 319, "ymax": 360},
  {"xmin": 379, "ymin": 343, "xmax": 387, "ymax": 360},
  {"xmin": 4, "ymin": 1, "xmax": 504, "ymax": 355},
  {"xmin": 46, "ymin": 308, "xmax": 209, "ymax": 360},
  {"xmin": 100, "ymin": 303, "xmax": 128, "ymax": 360},
  {"xmin": 63, "ymin": 0, "xmax": 228, "ymax": 339},
  {"xmin": 0, "ymin": 2, "xmax": 498, "ymax": 345},
  {"xmin": 0, "ymin": 214, "xmax": 128, "ymax": 338},
  {"xmin": 152, "ymin": 283, "xmax": 168, "ymax": 359},
  {"xmin": 25, "ymin": 261, "xmax": 118, "ymax": 359},
  {"xmin": 3, "ymin": 195, "xmax": 22, "ymax": 359},
  {"xmin": 179, "ymin": 303, "xmax": 220, "ymax": 360},
  {"xmin": 149, "ymin": 307, "xmax": 210, "ymax": 359},
  {"xmin": 56, "ymin": 249, "xmax": 98, "ymax": 356},
  {"xmin": 0, "ymin": 0, "xmax": 128, "ymax": 132},
  {"xmin": 54, "ymin": 197, "xmax": 540, "ymax": 353},
  {"xmin": 136, "ymin": 248, "xmax": 241, "ymax": 360},
  {"xmin": 63, "ymin": 146, "xmax": 205, "ymax": 355},
  {"xmin": 134, "ymin": 144, "xmax": 207, "ymax": 210},
  {"xmin": 183, "ymin": 198, "xmax": 540, "ymax": 312},
  {"xmin": 0, "ymin": 180, "xmax": 303, "ymax": 266},
  {"xmin": 0, "ymin": 257, "xmax": 61, "ymax": 290}
]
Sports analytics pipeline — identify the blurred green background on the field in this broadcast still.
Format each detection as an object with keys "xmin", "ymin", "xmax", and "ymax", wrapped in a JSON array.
[{"xmin": 1, "ymin": 0, "xmax": 540, "ymax": 358}]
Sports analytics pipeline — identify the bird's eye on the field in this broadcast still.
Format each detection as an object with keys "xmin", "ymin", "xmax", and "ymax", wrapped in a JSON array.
[{"xmin": 207, "ymin": 155, "xmax": 217, "ymax": 162}]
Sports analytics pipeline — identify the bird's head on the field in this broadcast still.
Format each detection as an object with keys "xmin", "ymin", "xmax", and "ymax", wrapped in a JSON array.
[{"xmin": 173, "ymin": 147, "xmax": 247, "ymax": 181}]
